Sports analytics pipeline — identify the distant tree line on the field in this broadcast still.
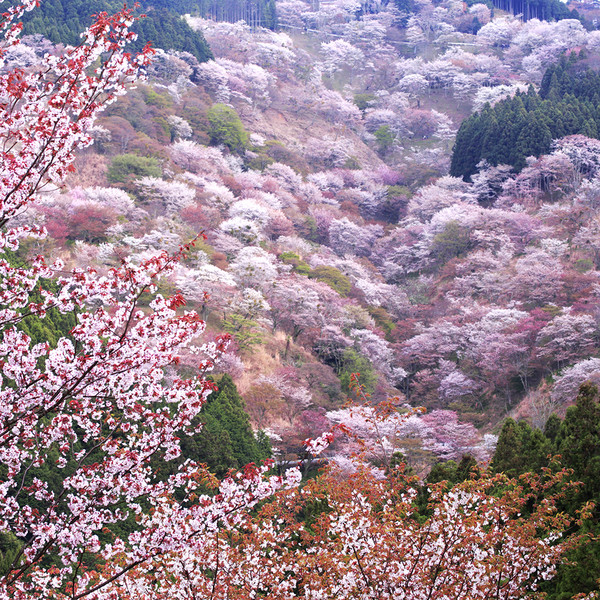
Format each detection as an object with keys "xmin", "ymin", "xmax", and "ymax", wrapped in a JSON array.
[
  {"xmin": 160, "ymin": 0, "xmax": 279, "ymax": 30},
  {"xmin": 451, "ymin": 53, "xmax": 600, "ymax": 179},
  {"xmin": 490, "ymin": 0, "xmax": 574, "ymax": 21},
  {"xmin": 20, "ymin": 0, "xmax": 213, "ymax": 62}
]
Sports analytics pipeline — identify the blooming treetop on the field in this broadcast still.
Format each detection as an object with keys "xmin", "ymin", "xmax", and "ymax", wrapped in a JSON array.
[{"xmin": 109, "ymin": 464, "xmax": 577, "ymax": 600}]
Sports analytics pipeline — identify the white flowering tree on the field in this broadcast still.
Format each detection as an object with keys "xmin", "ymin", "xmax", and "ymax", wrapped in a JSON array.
[{"xmin": 0, "ymin": 4, "xmax": 303, "ymax": 598}]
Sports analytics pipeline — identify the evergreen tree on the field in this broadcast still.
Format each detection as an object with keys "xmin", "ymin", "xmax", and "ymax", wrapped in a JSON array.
[
  {"xmin": 451, "ymin": 112, "xmax": 487, "ymax": 180},
  {"xmin": 491, "ymin": 419, "xmax": 522, "ymax": 476},
  {"xmin": 207, "ymin": 104, "xmax": 249, "ymax": 153},
  {"xmin": 550, "ymin": 383, "xmax": 600, "ymax": 599},
  {"xmin": 557, "ymin": 382, "xmax": 600, "ymax": 499},
  {"xmin": 451, "ymin": 58, "xmax": 600, "ymax": 179},
  {"xmin": 514, "ymin": 112, "xmax": 552, "ymax": 170},
  {"xmin": 427, "ymin": 455, "xmax": 479, "ymax": 486},
  {"xmin": 544, "ymin": 413, "xmax": 562, "ymax": 444},
  {"xmin": 491, "ymin": 419, "xmax": 551, "ymax": 476},
  {"xmin": 180, "ymin": 375, "xmax": 271, "ymax": 477}
]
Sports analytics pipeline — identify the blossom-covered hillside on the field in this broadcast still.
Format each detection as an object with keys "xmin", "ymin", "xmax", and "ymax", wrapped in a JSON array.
[
  {"xmin": 4, "ymin": 1, "xmax": 600, "ymax": 598},
  {"xmin": 11, "ymin": 0, "xmax": 600, "ymax": 473}
]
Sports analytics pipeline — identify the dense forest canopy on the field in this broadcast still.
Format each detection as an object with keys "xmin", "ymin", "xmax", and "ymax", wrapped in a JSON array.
[
  {"xmin": 451, "ymin": 53, "xmax": 600, "ymax": 179},
  {"xmin": 19, "ymin": 0, "xmax": 213, "ymax": 61}
]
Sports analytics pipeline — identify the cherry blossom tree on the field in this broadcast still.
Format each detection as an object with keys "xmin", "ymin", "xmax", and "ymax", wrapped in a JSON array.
[
  {"xmin": 553, "ymin": 136, "xmax": 600, "ymax": 186},
  {"xmin": 401, "ymin": 320, "xmax": 464, "ymax": 372},
  {"xmin": 174, "ymin": 263, "xmax": 237, "ymax": 317},
  {"xmin": 438, "ymin": 364, "xmax": 480, "ymax": 404},
  {"xmin": 573, "ymin": 217, "xmax": 600, "ymax": 268},
  {"xmin": 166, "ymin": 115, "xmax": 193, "ymax": 140},
  {"xmin": 230, "ymin": 246, "xmax": 278, "ymax": 288},
  {"xmin": 510, "ymin": 249, "xmax": 565, "ymax": 306},
  {"xmin": 257, "ymin": 371, "xmax": 313, "ymax": 426},
  {"xmin": 320, "ymin": 39, "xmax": 365, "ymax": 77},
  {"xmin": 326, "ymin": 398, "xmax": 425, "ymax": 470},
  {"xmin": 477, "ymin": 17, "xmax": 519, "ymax": 48},
  {"xmin": 350, "ymin": 328, "xmax": 406, "ymax": 386},
  {"xmin": 398, "ymin": 73, "xmax": 429, "ymax": 106},
  {"xmin": 136, "ymin": 177, "xmax": 196, "ymax": 216},
  {"xmin": 266, "ymin": 277, "xmax": 324, "ymax": 342},
  {"xmin": 132, "ymin": 462, "xmax": 576, "ymax": 600},
  {"xmin": 170, "ymin": 140, "xmax": 232, "ymax": 176},
  {"xmin": 471, "ymin": 83, "xmax": 529, "ymax": 112},
  {"xmin": 536, "ymin": 313, "xmax": 598, "ymax": 369},
  {"xmin": 551, "ymin": 358, "xmax": 600, "ymax": 406},
  {"xmin": 216, "ymin": 58, "xmax": 275, "ymax": 108},
  {"xmin": 0, "ymin": 5, "xmax": 301, "ymax": 598},
  {"xmin": 328, "ymin": 218, "xmax": 383, "ymax": 257},
  {"xmin": 469, "ymin": 3, "xmax": 491, "ymax": 24},
  {"xmin": 421, "ymin": 410, "xmax": 482, "ymax": 461},
  {"xmin": 315, "ymin": 88, "xmax": 361, "ymax": 126}
]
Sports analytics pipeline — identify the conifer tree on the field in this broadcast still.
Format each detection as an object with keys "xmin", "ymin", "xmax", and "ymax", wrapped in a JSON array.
[
  {"xmin": 551, "ymin": 384, "xmax": 600, "ymax": 599},
  {"xmin": 557, "ymin": 382, "xmax": 600, "ymax": 499}
]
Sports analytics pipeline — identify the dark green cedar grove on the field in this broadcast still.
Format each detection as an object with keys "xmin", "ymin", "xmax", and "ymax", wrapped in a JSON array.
[
  {"xmin": 450, "ymin": 53, "xmax": 600, "ymax": 180},
  {"xmin": 20, "ymin": 0, "xmax": 213, "ymax": 63},
  {"xmin": 489, "ymin": 0, "xmax": 573, "ymax": 22},
  {"xmin": 488, "ymin": 382, "xmax": 600, "ymax": 599},
  {"xmin": 179, "ymin": 375, "xmax": 272, "ymax": 478}
]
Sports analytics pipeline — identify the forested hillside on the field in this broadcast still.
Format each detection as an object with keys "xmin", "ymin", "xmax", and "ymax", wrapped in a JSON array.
[
  {"xmin": 10, "ymin": 0, "xmax": 600, "ymax": 483},
  {"xmin": 3, "ymin": 0, "xmax": 600, "ymax": 597},
  {"xmin": 451, "ymin": 53, "xmax": 600, "ymax": 178},
  {"xmin": 20, "ymin": 0, "xmax": 213, "ymax": 60}
]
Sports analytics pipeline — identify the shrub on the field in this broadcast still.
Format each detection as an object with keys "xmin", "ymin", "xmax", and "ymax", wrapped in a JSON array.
[
  {"xmin": 430, "ymin": 220, "xmax": 471, "ymax": 265},
  {"xmin": 353, "ymin": 93, "xmax": 375, "ymax": 113},
  {"xmin": 207, "ymin": 103, "xmax": 249, "ymax": 153},
  {"xmin": 375, "ymin": 125, "xmax": 395, "ymax": 153},
  {"xmin": 279, "ymin": 251, "xmax": 311, "ymax": 275},
  {"xmin": 107, "ymin": 153, "xmax": 162, "ymax": 184},
  {"xmin": 338, "ymin": 348, "xmax": 378, "ymax": 394},
  {"xmin": 309, "ymin": 265, "xmax": 352, "ymax": 296}
]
